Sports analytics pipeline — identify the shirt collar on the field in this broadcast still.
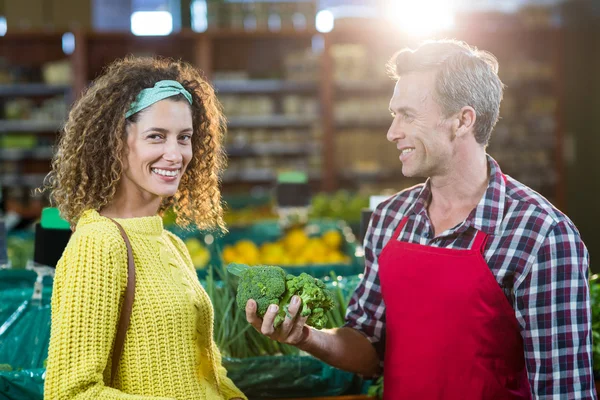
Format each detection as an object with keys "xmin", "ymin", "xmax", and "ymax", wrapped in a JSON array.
[{"xmin": 406, "ymin": 154, "xmax": 506, "ymax": 236}]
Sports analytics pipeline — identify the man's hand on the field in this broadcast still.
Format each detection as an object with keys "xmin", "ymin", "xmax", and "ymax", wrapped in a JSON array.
[{"xmin": 245, "ymin": 296, "xmax": 310, "ymax": 346}]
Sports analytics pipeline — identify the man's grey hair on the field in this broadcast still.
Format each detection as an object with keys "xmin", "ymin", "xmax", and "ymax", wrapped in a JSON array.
[{"xmin": 387, "ymin": 39, "xmax": 504, "ymax": 146}]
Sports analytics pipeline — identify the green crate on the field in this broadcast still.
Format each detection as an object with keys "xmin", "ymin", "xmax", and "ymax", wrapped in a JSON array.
[{"xmin": 173, "ymin": 219, "xmax": 364, "ymax": 280}]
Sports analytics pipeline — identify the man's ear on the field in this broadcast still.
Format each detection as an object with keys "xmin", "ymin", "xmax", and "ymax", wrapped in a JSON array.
[{"xmin": 454, "ymin": 106, "xmax": 476, "ymax": 139}]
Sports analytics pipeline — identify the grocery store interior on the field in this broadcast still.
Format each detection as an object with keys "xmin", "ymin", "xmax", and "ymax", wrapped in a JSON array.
[{"xmin": 1, "ymin": 0, "xmax": 600, "ymax": 398}]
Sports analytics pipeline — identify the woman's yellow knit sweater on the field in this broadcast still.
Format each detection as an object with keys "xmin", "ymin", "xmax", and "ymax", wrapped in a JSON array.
[{"xmin": 45, "ymin": 210, "xmax": 247, "ymax": 400}]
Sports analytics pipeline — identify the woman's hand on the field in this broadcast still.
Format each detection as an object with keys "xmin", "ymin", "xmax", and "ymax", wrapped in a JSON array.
[{"xmin": 245, "ymin": 296, "xmax": 310, "ymax": 346}]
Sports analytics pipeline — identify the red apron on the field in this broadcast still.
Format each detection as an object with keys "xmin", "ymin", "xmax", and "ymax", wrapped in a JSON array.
[{"xmin": 378, "ymin": 216, "xmax": 532, "ymax": 400}]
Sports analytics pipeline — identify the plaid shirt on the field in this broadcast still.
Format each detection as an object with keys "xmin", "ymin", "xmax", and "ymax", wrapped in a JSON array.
[{"xmin": 346, "ymin": 155, "xmax": 596, "ymax": 399}]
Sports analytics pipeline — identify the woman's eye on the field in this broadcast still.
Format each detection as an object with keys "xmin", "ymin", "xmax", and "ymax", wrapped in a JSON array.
[
  {"xmin": 147, "ymin": 134, "xmax": 163, "ymax": 140},
  {"xmin": 179, "ymin": 134, "xmax": 192, "ymax": 142}
]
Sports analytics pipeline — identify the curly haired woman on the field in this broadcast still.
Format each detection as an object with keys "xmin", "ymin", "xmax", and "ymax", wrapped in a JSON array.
[{"xmin": 43, "ymin": 57, "xmax": 246, "ymax": 400}]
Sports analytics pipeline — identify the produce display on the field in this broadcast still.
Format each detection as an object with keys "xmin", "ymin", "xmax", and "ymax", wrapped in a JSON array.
[
  {"xmin": 6, "ymin": 235, "xmax": 34, "ymax": 269},
  {"xmin": 228, "ymin": 263, "xmax": 335, "ymax": 329},
  {"xmin": 223, "ymin": 203, "xmax": 277, "ymax": 227},
  {"xmin": 204, "ymin": 261, "xmax": 360, "ymax": 359},
  {"xmin": 222, "ymin": 227, "xmax": 350, "ymax": 267},
  {"xmin": 590, "ymin": 274, "xmax": 600, "ymax": 377},
  {"xmin": 183, "ymin": 237, "xmax": 211, "ymax": 269},
  {"xmin": 309, "ymin": 191, "xmax": 369, "ymax": 225}
]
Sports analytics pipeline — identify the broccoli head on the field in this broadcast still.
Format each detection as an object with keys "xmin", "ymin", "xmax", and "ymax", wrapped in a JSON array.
[
  {"xmin": 234, "ymin": 264, "xmax": 287, "ymax": 317},
  {"xmin": 274, "ymin": 273, "xmax": 335, "ymax": 329},
  {"xmin": 228, "ymin": 263, "xmax": 335, "ymax": 330}
]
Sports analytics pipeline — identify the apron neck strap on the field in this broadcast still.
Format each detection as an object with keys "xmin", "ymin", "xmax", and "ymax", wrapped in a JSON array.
[
  {"xmin": 392, "ymin": 216, "xmax": 409, "ymax": 240},
  {"xmin": 471, "ymin": 230, "xmax": 488, "ymax": 253},
  {"xmin": 393, "ymin": 216, "xmax": 489, "ymax": 253}
]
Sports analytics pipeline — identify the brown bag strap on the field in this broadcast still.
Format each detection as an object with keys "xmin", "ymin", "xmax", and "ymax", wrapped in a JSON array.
[{"xmin": 107, "ymin": 218, "xmax": 136, "ymax": 387}]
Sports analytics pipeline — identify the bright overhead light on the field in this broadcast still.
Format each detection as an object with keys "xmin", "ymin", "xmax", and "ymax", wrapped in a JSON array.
[
  {"xmin": 131, "ymin": 11, "xmax": 173, "ymax": 36},
  {"xmin": 316, "ymin": 10, "xmax": 334, "ymax": 33},
  {"xmin": 388, "ymin": 0, "xmax": 455, "ymax": 36},
  {"xmin": 191, "ymin": 0, "xmax": 208, "ymax": 33},
  {"xmin": 62, "ymin": 32, "xmax": 75, "ymax": 55},
  {"xmin": 0, "ymin": 17, "xmax": 6, "ymax": 36}
]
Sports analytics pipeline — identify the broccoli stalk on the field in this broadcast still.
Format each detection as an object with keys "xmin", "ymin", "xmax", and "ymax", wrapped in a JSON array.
[{"xmin": 228, "ymin": 264, "xmax": 335, "ymax": 330}]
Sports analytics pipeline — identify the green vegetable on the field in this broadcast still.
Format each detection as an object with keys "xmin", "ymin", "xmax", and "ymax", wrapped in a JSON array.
[
  {"xmin": 0, "ymin": 364, "xmax": 13, "ymax": 371},
  {"xmin": 228, "ymin": 263, "xmax": 336, "ymax": 330},
  {"xmin": 367, "ymin": 376, "xmax": 384, "ymax": 399},
  {"xmin": 589, "ymin": 274, "xmax": 600, "ymax": 377},
  {"xmin": 207, "ymin": 261, "xmax": 299, "ymax": 357}
]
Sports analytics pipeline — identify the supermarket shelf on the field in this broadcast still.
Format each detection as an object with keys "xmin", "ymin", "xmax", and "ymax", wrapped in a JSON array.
[
  {"xmin": 226, "ymin": 143, "xmax": 316, "ymax": 157},
  {"xmin": 207, "ymin": 29, "xmax": 318, "ymax": 39},
  {"xmin": 213, "ymin": 79, "xmax": 317, "ymax": 94},
  {"xmin": 335, "ymin": 119, "xmax": 390, "ymax": 130},
  {"xmin": 1, "ymin": 173, "xmax": 46, "ymax": 188},
  {"xmin": 0, "ymin": 120, "xmax": 63, "ymax": 133},
  {"xmin": 335, "ymin": 81, "xmax": 391, "ymax": 93},
  {"xmin": 222, "ymin": 169, "xmax": 321, "ymax": 183},
  {"xmin": 0, "ymin": 83, "xmax": 71, "ymax": 97},
  {"xmin": 228, "ymin": 115, "xmax": 316, "ymax": 129},
  {"xmin": 0, "ymin": 147, "xmax": 54, "ymax": 161},
  {"xmin": 339, "ymin": 169, "xmax": 400, "ymax": 181}
]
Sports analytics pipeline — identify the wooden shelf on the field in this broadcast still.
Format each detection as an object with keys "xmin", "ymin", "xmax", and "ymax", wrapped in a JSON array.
[
  {"xmin": 207, "ymin": 29, "xmax": 319, "ymax": 39},
  {"xmin": 228, "ymin": 115, "xmax": 316, "ymax": 129},
  {"xmin": 0, "ymin": 84, "xmax": 71, "ymax": 97},
  {"xmin": 335, "ymin": 120, "xmax": 390, "ymax": 130},
  {"xmin": 0, "ymin": 120, "xmax": 63, "ymax": 133},
  {"xmin": 0, "ymin": 174, "xmax": 46, "ymax": 188},
  {"xmin": 0, "ymin": 27, "xmax": 566, "ymax": 210},
  {"xmin": 226, "ymin": 143, "xmax": 316, "ymax": 157},
  {"xmin": 335, "ymin": 81, "xmax": 391, "ymax": 94},
  {"xmin": 222, "ymin": 169, "xmax": 321, "ymax": 183},
  {"xmin": 0, "ymin": 147, "xmax": 54, "ymax": 161},
  {"xmin": 214, "ymin": 79, "xmax": 317, "ymax": 94}
]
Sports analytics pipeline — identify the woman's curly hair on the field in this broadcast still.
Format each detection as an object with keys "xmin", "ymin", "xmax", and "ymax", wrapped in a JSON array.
[{"xmin": 42, "ymin": 56, "xmax": 226, "ymax": 231}]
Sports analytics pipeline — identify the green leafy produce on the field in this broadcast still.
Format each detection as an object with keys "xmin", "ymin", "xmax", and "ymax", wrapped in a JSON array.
[
  {"xmin": 368, "ymin": 376, "xmax": 384, "ymax": 399},
  {"xmin": 590, "ymin": 275, "xmax": 600, "ymax": 377},
  {"xmin": 228, "ymin": 263, "xmax": 335, "ymax": 330},
  {"xmin": 229, "ymin": 263, "xmax": 287, "ymax": 318},
  {"xmin": 205, "ymin": 262, "xmax": 299, "ymax": 358}
]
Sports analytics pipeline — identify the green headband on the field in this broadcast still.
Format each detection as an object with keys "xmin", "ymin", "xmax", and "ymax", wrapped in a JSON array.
[{"xmin": 125, "ymin": 80, "xmax": 193, "ymax": 118}]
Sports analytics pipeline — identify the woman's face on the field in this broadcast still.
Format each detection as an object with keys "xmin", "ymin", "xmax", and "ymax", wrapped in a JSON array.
[{"xmin": 120, "ymin": 99, "xmax": 194, "ymax": 202}]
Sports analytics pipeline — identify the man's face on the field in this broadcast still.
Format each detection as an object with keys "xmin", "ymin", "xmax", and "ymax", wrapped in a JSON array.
[{"xmin": 386, "ymin": 70, "xmax": 455, "ymax": 178}]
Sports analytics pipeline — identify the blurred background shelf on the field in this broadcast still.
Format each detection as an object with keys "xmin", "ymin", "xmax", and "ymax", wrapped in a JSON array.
[
  {"xmin": 1, "ymin": 0, "xmax": 599, "ymax": 267},
  {"xmin": 0, "ymin": 174, "xmax": 46, "ymax": 188},
  {"xmin": 227, "ymin": 115, "xmax": 317, "ymax": 129},
  {"xmin": 213, "ymin": 79, "xmax": 317, "ymax": 94},
  {"xmin": 0, "ymin": 84, "xmax": 71, "ymax": 97},
  {"xmin": 226, "ymin": 143, "xmax": 316, "ymax": 157},
  {"xmin": 0, "ymin": 120, "xmax": 63, "ymax": 133},
  {"xmin": 0, "ymin": 147, "xmax": 54, "ymax": 161}
]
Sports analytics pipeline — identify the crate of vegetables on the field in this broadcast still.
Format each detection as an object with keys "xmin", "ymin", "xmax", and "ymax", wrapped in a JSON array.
[{"xmin": 214, "ymin": 220, "xmax": 364, "ymax": 279}]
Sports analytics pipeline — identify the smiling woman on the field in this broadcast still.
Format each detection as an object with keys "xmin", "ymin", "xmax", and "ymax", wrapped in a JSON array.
[{"xmin": 39, "ymin": 57, "xmax": 246, "ymax": 400}]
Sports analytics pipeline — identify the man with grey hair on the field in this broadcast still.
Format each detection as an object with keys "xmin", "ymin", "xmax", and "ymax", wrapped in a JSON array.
[{"xmin": 246, "ymin": 39, "xmax": 595, "ymax": 399}]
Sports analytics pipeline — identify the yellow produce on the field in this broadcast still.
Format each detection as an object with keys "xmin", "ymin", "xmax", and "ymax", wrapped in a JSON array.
[
  {"xmin": 234, "ymin": 240, "xmax": 260, "ymax": 265},
  {"xmin": 260, "ymin": 242, "xmax": 286, "ymax": 265},
  {"xmin": 322, "ymin": 230, "xmax": 343, "ymax": 250},
  {"xmin": 303, "ymin": 238, "xmax": 328, "ymax": 264},
  {"xmin": 326, "ymin": 251, "xmax": 347, "ymax": 264},
  {"xmin": 184, "ymin": 238, "xmax": 210, "ymax": 269},
  {"xmin": 222, "ymin": 246, "xmax": 239, "ymax": 265},
  {"xmin": 222, "ymin": 228, "xmax": 352, "ymax": 267},
  {"xmin": 283, "ymin": 228, "xmax": 309, "ymax": 255}
]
